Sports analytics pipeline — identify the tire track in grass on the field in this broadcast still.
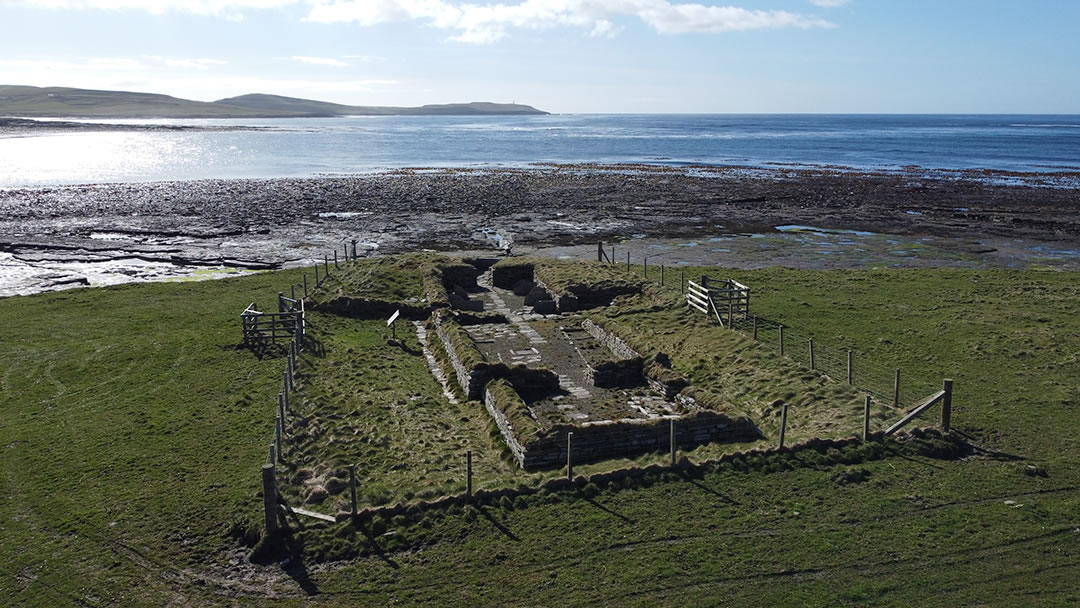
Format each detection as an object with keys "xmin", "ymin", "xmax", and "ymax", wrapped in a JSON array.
[
  {"xmin": 304, "ymin": 484, "xmax": 1080, "ymax": 601},
  {"xmin": 600, "ymin": 525, "xmax": 1080, "ymax": 606}
]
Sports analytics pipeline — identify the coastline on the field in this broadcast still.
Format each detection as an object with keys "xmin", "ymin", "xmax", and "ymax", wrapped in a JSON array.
[
  {"xmin": 2, "ymin": 164, "xmax": 1079, "ymax": 296},
  {"xmin": 0, "ymin": 117, "xmax": 273, "ymax": 138}
]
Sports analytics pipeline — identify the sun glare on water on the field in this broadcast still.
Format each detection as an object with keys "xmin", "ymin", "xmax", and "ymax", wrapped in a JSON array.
[{"xmin": 0, "ymin": 132, "xmax": 198, "ymax": 186}]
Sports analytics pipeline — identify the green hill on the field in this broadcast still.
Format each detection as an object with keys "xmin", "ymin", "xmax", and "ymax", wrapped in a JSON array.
[
  {"xmin": 0, "ymin": 85, "xmax": 294, "ymax": 118},
  {"xmin": 0, "ymin": 85, "xmax": 548, "ymax": 118},
  {"xmin": 216, "ymin": 93, "xmax": 548, "ymax": 116}
]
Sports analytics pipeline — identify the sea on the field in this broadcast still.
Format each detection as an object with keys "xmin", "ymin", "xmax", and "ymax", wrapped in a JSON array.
[{"xmin": 1, "ymin": 114, "xmax": 1079, "ymax": 187}]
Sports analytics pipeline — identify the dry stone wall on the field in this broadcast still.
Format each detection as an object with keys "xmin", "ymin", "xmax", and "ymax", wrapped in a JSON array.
[
  {"xmin": 511, "ymin": 411, "xmax": 759, "ymax": 470},
  {"xmin": 314, "ymin": 296, "xmax": 434, "ymax": 320},
  {"xmin": 582, "ymin": 318, "xmax": 641, "ymax": 361},
  {"xmin": 432, "ymin": 313, "xmax": 489, "ymax": 400}
]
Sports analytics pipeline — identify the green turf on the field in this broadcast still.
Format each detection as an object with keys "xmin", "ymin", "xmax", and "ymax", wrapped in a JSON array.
[{"xmin": 1, "ymin": 261, "xmax": 1077, "ymax": 606}]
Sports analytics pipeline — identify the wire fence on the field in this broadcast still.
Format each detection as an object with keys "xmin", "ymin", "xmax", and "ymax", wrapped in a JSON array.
[{"xmin": 595, "ymin": 240, "xmax": 940, "ymax": 411}]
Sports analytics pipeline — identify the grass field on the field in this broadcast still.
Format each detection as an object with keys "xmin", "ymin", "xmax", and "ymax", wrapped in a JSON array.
[{"xmin": 1, "ymin": 261, "xmax": 1078, "ymax": 606}]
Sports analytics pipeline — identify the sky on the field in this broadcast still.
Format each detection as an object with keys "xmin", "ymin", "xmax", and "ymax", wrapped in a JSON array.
[{"xmin": 0, "ymin": 0, "xmax": 1078, "ymax": 113}]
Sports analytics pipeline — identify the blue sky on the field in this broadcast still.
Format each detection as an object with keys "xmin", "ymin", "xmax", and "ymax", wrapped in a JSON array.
[{"xmin": 0, "ymin": 0, "xmax": 1077, "ymax": 113}]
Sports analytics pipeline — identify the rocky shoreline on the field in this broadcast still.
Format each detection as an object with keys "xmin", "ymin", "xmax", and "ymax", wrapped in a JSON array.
[{"xmin": 2, "ymin": 164, "xmax": 1079, "ymax": 295}]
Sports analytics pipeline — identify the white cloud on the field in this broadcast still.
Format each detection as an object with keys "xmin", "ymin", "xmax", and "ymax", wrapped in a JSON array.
[
  {"xmin": 0, "ymin": 56, "xmax": 397, "ymax": 100},
  {"xmin": 162, "ymin": 57, "xmax": 229, "ymax": 69},
  {"xmin": 4, "ymin": 0, "xmax": 835, "ymax": 40},
  {"xmin": 589, "ymin": 18, "xmax": 618, "ymax": 38},
  {"xmin": 292, "ymin": 55, "xmax": 350, "ymax": 67},
  {"xmin": 304, "ymin": 1, "xmax": 834, "ymax": 43},
  {"xmin": 2, "ymin": 0, "xmax": 296, "ymax": 20}
]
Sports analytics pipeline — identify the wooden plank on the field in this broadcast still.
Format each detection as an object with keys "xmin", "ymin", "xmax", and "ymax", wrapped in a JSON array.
[
  {"xmin": 687, "ymin": 290, "xmax": 709, "ymax": 303},
  {"xmin": 885, "ymin": 390, "xmax": 947, "ymax": 435},
  {"xmin": 706, "ymin": 294, "xmax": 725, "ymax": 327},
  {"xmin": 686, "ymin": 291, "xmax": 709, "ymax": 308},
  {"xmin": 686, "ymin": 297, "xmax": 707, "ymax": 313},
  {"xmin": 283, "ymin": 504, "xmax": 337, "ymax": 523}
]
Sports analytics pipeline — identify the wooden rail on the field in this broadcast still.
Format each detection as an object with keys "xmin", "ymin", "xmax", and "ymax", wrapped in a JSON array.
[
  {"xmin": 242, "ymin": 299, "xmax": 304, "ymax": 346},
  {"xmin": 885, "ymin": 379, "xmax": 954, "ymax": 435},
  {"xmin": 686, "ymin": 276, "xmax": 750, "ymax": 327}
]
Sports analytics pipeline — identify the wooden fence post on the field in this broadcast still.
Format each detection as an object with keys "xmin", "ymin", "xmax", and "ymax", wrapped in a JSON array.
[
  {"xmin": 262, "ymin": 464, "xmax": 279, "ymax": 534},
  {"xmin": 626, "ymin": 251, "xmax": 630, "ymax": 272},
  {"xmin": 275, "ymin": 415, "xmax": 282, "ymax": 459},
  {"xmin": 863, "ymin": 395, "xmax": 871, "ymax": 441},
  {"xmin": 324, "ymin": 255, "xmax": 329, "ymax": 277},
  {"xmin": 847, "ymin": 350, "xmax": 853, "ymax": 385},
  {"xmin": 941, "ymin": 379, "xmax": 953, "ymax": 432},
  {"xmin": 753, "ymin": 316, "xmax": 758, "ymax": 340},
  {"xmin": 809, "ymin": 339, "xmax": 815, "ymax": 370},
  {"xmin": 334, "ymin": 250, "xmax": 339, "ymax": 269},
  {"xmin": 779, "ymin": 325, "xmax": 785, "ymax": 355},
  {"xmin": 661, "ymin": 265, "xmax": 665, "ymax": 287},
  {"xmin": 894, "ymin": 368, "xmax": 901, "ymax": 408},
  {"xmin": 597, "ymin": 241, "xmax": 604, "ymax": 262},
  {"xmin": 283, "ymin": 370, "xmax": 290, "ymax": 397},
  {"xmin": 314, "ymin": 264, "xmax": 320, "ymax": 287},
  {"xmin": 279, "ymin": 391, "xmax": 286, "ymax": 422},
  {"xmin": 291, "ymin": 284, "xmax": 296, "ymax": 300},
  {"xmin": 269, "ymin": 443, "xmax": 276, "ymax": 467},
  {"xmin": 567, "ymin": 432, "xmax": 574, "ymax": 481},
  {"xmin": 303, "ymin": 273, "xmax": 308, "ymax": 297},
  {"xmin": 643, "ymin": 256, "xmax": 648, "ymax": 278},
  {"xmin": 348, "ymin": 464, "xmax": 358, "ymax": 516},
  {"xmin": 779, "ymin": 402, "xmax": 788, "ymax": 449},
  {"xmin": 727, "ymin": 299, "xmax": 734, "ymax": 329},
  {"xmin": 611, "ymin": 246, "xmax": 614, "ymax": 265},
  {"xmin": 670, "ymin": 419, "xmax": 676, "ymax": 466},
  {"xmin": 466, "ymin": 451, "xmax": 473, "ymax": 497}
]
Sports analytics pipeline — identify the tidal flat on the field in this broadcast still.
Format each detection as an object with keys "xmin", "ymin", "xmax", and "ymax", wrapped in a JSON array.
[{"xmin": 1, "ymin": 164, "xmax": 1078, "ymax": 296}]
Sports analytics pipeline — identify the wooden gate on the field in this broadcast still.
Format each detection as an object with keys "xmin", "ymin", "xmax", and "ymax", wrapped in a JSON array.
[{"xmin": 686, "ymin": 276, "xmax": 750, "ymax": 328}]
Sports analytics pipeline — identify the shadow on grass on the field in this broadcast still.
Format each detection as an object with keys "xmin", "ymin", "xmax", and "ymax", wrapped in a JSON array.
[
  {"xmin": 675, "ymin": 468, "xmax": 740, "ymax": 505},
  {"xmin": 953, "ymin": 429, "xmax": 1024, "ymax": 461},
  {"xmin": 358, "ymin": 521, "xmax": 400, "ymax": 569},
  {"xmin": 479, "ymin": 506, "xmax": 520, "ymax": 541},
  {"xmin": 251, "ymin": 529, "xmax": 321, "ymax": 597},
  {"xmin": 283, "ymin": 554, "xmax": 319, "ymax": 597},
  {"xmin": 581, "ymin": 493, "xmax": 636, "ymax": 523}
]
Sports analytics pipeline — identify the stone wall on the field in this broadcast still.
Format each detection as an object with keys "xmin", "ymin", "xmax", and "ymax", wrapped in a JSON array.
[
  {"xmin": 582, "ymin": 318, "xmax": 689, "ymax": 400},
  {"xmin": 581, "ymin": 318, "xmax": 640, "ymax": 360},
  {"xmin": 432, "ymin": 313, "xmax": 489, "ymax": 400},
  {"xmin": 314, "ymin": 296, "xmax": 434, "ymax": 320},
  {"xmin": 440, "ymin": 263, "xmax": 480, "ymax": 290},
  {"xmin": 583, "ymin": 358, "xmax": 644, "ymax": 389},
  {"xmin": 483, "ymin": 386, "xmax": 530, "ymax": 468},
  {"xmin": 492, "ymin": 261, "xmax": 534, "ymax": 289},
  {"xmin": 516, "ymin": 411, "xmax": 760, "ymax": 471}
]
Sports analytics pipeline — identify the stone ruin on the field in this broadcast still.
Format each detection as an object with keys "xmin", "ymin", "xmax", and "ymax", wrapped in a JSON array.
[{"xmin": 431, "ymin": 260, "xmax": 761, "ymax": 471}]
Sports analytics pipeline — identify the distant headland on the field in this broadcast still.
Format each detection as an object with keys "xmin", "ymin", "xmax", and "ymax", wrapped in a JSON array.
[{"xmin": 0, "ymin": 85, "xmax": 549, "ymax": 118}]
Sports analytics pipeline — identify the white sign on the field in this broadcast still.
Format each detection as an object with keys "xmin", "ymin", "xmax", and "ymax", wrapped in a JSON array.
[{"xmin": 387, "ymin": 309, "xmax": 401, "ymax": 326}]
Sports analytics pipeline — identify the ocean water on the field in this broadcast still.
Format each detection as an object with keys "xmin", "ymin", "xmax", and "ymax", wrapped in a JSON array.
[{"xmin": 1, "ymin": 114, "xmax": 1078, "ymax": 187}]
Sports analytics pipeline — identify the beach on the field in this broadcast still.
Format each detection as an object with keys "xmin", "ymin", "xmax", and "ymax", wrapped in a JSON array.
[{"xmin": 2, "ymin": 164, "xmax": 1079, "ymax": 296}]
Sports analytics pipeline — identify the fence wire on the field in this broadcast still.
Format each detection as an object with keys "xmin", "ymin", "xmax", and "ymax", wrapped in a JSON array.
[{"xmin": 599, "ymin": 245, "xmax": 941, "ymax": 412}]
